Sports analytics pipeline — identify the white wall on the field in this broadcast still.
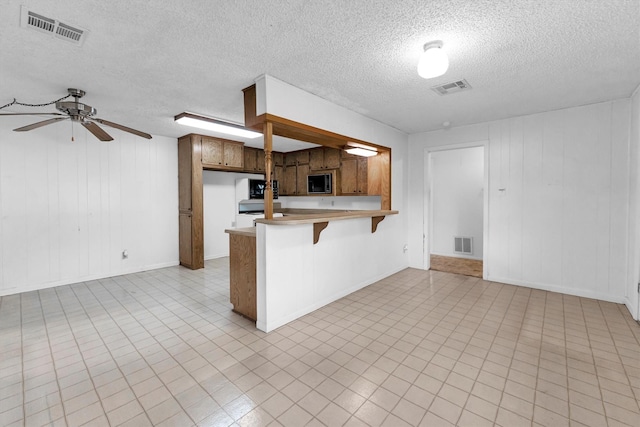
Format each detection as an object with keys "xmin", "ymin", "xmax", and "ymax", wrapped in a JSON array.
[
  {"xmin": 279, "ymin": 195, "xmax": 381, "ymax": 210},
  {"xmin": 409, "ymin": 99, "xmax": 632, "ymax": 307},
  {"xmin": 202, "ymin": 171, "xmax": 262, "ymax": 259},
  {"xmin": 430, "ymin": 146, "xmax": 484, "ymax": 259},
  {"xmin": 0, "ymin": 116, "xmax": 178, "ymax": 296},
  {"xmin": 628, "ymin": 87, "xmax": 640, "ymax": 319}
]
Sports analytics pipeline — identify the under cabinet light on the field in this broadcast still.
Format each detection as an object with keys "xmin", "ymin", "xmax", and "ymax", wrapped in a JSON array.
[
  {"xmin": 345, "ymin": 143, "xmax": 378, "ymax": 157},
  {"xmin": 174, "ymin": 112, "xmax": 262, "ymax": 139}
]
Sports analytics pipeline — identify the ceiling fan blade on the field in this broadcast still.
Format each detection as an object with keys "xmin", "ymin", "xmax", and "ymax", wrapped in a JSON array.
[
  {"xmin": 82, "ymin": 121, "xmax": 114, "ymax": 142},
  {"xmin": 1, "ymin": 112, "xmax": 65, "ymax": 116},
  {"xmin": 91, "ymin": 117, "xmax": 152, "ymax": 139},
  {"xmin": 14, "ymin": 117, "xmax": 69, "ymax": 131}
]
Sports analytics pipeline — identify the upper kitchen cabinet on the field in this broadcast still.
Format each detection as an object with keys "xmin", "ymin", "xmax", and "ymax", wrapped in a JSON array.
[
  {"xmin": 309, "ymin": 147, "xmax": 341, "ymax": 170},
  {"xmin": 201, "ymin": 136, "xmax": 244, "ymax": 170},
  {"xmin": 244, "ymin": 147, "xmax": 266, "ymax": 173}
]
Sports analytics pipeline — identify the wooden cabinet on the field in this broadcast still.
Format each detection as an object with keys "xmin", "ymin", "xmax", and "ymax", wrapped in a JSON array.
[
  {"xmin": 201, "ymin": 136, "xmax": 244, "ymax": 170},
  {"xmin": 310, "ymin": 147, "xmax": 341, "ymax": 170},
  {"xmin": 273, "ymin": 152, "xmax": 284, "ymax": 166},
  {"xmin": 178, "ymin": 135, "xmax": 204, "ymax": 269},
  {"xmin": 285, "ymin": 152, "xmax": 297, "ymax": 166},
  {"xmin": 339, "ymin": 155, "xmax": 368, "ymax": 195},
  {"xmin": 296, "ymin": 150, "xmax": 309, "ymax": 165},
  {"xmin": 296, "ymin": 163, "xmax": 310, "ymax": 195},
  {"xmin": 244, "ymin": 147, "xmax": 257, "ymax": 171},
  {"xmin": 228, "ymin": 233, "xmax": 256, "ymax": 321},
  {"xmin": 244, "ymin": 147, "xmax": 266, "ymax": 173},
  {"xmin": 282, "ymin": 165, "xmax": 297, "ymax": 195}
]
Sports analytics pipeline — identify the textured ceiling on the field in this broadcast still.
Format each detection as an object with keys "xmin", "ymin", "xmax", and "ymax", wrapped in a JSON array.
[{"xmin": 1, "ymin": 0, "xmax": 639, "ymax": 149}]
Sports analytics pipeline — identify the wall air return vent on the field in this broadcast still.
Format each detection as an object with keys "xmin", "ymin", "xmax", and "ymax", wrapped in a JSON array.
[
  {"xmin": 20, "ymin": 6, "xmax": 88, "ymax": 46},
  {"xmin": 454, "ymin": 236, "xmax": 473, "ymax": 255},
  {"xmin": 432, "ymin": 79, "xmax": 472, "ymax": 96}
]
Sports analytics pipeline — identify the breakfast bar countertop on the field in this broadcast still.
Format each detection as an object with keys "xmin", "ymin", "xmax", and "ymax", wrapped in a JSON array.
[
  {"xmin": 256, "ymin": 209, "xmax": 398, "ymax": 225},
  {"xmin": 224, "ymin": 227, "xmax": 256, "ymax": 237}
]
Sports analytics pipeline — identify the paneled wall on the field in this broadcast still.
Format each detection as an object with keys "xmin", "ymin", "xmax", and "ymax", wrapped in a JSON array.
[
  {"xmin": 408, "ymin": 99, "xmax": 633, "ymax": 306},
  {"xmin": 0, "ymin": 116, "xmax": 178, "ymax": 296}
]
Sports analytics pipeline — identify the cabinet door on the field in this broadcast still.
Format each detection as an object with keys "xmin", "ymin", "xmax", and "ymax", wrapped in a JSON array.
[
  {"xmin": 296, "ymin": 150, "xmax": 310, "ymax": 165},
  {"xmin": 273, "ymin": 152, "xmax": 284, "ymax": 166},
  {"xmin": 340, "ymin": 158, "xmax": 358, "ymax": 194},
  {"xmin": 244, "ymin": 147, "xmax": 257, "ymax": 171},
  {"xmin": 201, "ymin": 137, "xmax": 223, "ymax": 166},
  {"xmin": 285, "ymin": 153, "xmax": 297, "ymax": 166},
  {"xmin": 273, "ymin": 165, "xmax": 284, "ymax": 186},
  {"xmin": 282, "ymin": 165, "xmax": 297, "ymax": 195},
  {"xmin": 324, "ymin": 148, "xmax": 341, "ymax": 169},
  {"xmin": 357, "ymin": 157, "xmax": 368, "ymax": 193},
  {"xmin": 297, "ymin": 164, "xmax": 309, "ymax": 195},
  {"xmin": 224, "ymin": 142, "xmax": 244, "ymax": 168},
  {"xmin": 309, "ymin": 148, "xmax": 324, "ymax": 170},
  {"xmin": 256, "ymin": 150, "xmax": 265, "ymax": 172}
]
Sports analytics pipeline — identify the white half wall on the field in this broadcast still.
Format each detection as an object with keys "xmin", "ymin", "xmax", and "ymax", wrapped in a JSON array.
[
  {"xmin": 0, "ymin": 115, "xmax": 179, "ymax": 296},
  {"xmin": 203, "ymin": 171, "xmax": 263, "ymax": 259},
  {"xmin": 256, "ymin": 215, "xmax": 404, "ymax": 332},
  {"xmin": 408, "ymin": 99, "xmax": 633, "ymax": 308}
]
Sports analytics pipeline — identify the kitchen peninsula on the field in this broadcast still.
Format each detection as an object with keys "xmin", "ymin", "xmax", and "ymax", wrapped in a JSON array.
[
  {"xmin": 196, "ymin": 75, "xmax": 405, "ymax": 332},
  {"xmin": 226, "ymin": 208, "xmax": 398, "ymax": 331}
]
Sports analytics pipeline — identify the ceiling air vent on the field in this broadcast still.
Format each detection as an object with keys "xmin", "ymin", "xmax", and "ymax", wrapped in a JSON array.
[
  {"xmin": 431, "ymin": 79, "xmax": 472, "ymax": 96},
  {"xmin": 20, "ymin": 6, "xmax": 88, "ymax": 46}
]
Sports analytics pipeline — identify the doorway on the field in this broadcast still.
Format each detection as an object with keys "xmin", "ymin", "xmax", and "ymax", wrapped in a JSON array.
[{"xmin": 425, "ymin": 144, "xmax": 487, "ymax": 278}]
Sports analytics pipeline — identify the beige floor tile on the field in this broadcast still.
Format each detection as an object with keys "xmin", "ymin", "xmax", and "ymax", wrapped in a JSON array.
[
  {"xmin": 354, "ymin": 400, "xmax": 389, "ymax": 427},
  {"xmin": 428, "ymin": 396, "xmax": 462, "ymax": 425},
  {"xmin": 392, "ymin": 398, "xmax": 427, "ymax": 425},
  {"xmin": 3, "ymin": 261, "xmax": 640, "ymax": 427}
]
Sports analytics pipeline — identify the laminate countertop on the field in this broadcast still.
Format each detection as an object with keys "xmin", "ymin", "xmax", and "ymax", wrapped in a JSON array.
[
  {"xmin": 224, "ymin": 227, "xmax": 256, "ymax": 237},
  {"xmin": 256, "ymin": 209, "xmax": 398, "ymax": 225}
]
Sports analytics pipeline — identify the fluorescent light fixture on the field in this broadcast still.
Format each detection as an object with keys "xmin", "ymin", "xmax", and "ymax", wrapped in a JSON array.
[
  {"xmin": 345, "ymin": 143, "xmax": 378, "ymax": 157},
  {"xmin": 174, "ymin": 112, "xmax": 262, "ymax": 139},
  {"xmin": 417, "ymin": 40, "xmax": 449, "ymax": 79}
]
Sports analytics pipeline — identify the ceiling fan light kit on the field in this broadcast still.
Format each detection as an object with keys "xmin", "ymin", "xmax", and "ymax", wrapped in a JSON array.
[
  {"xmin": 0, "ymin": 88, "xmax": 152, "ymax": 141},
  {"xmin": 417, "ymin": 40, "xmax": 449, "ymax": 79},
  {"xmin": 174, "ymin": 112, "xmax": 262, "ymax": 139}
]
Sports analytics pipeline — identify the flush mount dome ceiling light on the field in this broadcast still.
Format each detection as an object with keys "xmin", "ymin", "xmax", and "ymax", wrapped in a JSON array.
[{"xmin": 417, "ymin": 40, "xmax": 449, "ymax": 79}]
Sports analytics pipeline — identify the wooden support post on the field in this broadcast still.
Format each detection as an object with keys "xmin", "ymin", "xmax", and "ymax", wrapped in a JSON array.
[{"xmin": 264, "ymin": 121, "xmax": 273, "ymax": 220}]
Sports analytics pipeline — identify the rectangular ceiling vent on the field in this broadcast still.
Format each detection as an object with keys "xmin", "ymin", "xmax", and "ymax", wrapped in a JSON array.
[
  {"xmin": 20, "ymin": 6, "xmax": 88, "ymax": 46},
  {"xmin": 432, "ymin": 79, "xmax": 472, "ymax": 96}
]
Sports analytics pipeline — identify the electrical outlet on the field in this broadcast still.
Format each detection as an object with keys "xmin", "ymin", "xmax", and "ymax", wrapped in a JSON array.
[
  {"xmin": 122, "ymin": 250, "xmax": 128, "ymax": 259},
  {"xmin": 403, "ymin": 244, "xmax": 408, "ymax": 253}
]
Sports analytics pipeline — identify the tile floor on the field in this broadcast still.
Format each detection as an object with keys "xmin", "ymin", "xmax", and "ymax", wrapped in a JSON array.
[{"xmin": 1, "ymin": 258, "xmax": 639, "ymax": 427}]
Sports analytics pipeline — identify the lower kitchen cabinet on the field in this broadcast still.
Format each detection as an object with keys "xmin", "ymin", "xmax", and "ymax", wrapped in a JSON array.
[{"xmin": 228, "ymin": 233, "xmax": 256, "ymax": 321}]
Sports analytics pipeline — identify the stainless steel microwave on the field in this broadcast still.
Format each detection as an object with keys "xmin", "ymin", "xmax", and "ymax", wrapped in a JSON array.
[{"xmin": 307, "ymin": 173, "xmax": 332, "ymax": 194}]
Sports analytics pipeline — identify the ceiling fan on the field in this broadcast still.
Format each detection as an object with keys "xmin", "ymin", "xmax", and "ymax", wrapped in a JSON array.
[{"xmin": 0, "ymin": 88, "xmax": 152, "ymax": 141}]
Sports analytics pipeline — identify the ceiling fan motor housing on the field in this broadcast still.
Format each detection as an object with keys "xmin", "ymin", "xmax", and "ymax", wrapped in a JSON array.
[{"xmin": 56, "ymin": 100, "xmax": 96, "ymax": 119}]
